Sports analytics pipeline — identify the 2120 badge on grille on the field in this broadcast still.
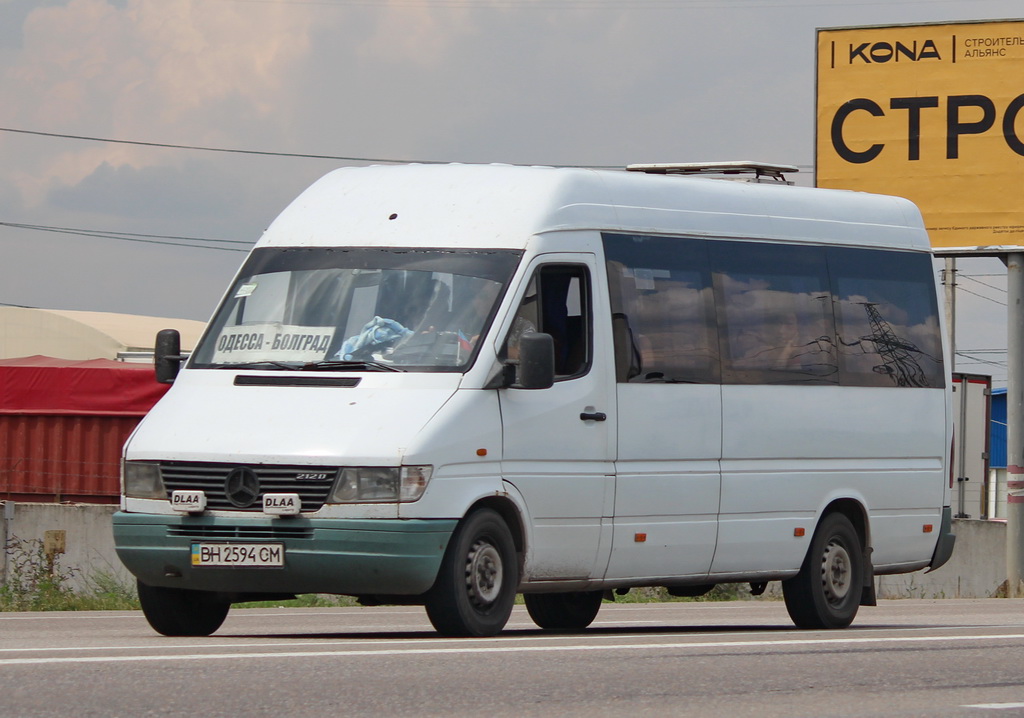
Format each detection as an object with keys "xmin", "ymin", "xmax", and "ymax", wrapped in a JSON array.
[{"xmin": 191, "ymin": 543, "xmax": 285, "ymax": 567}]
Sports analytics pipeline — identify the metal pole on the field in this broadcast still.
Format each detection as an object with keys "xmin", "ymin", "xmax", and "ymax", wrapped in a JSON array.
[
  {"xmin": 1, "ymin": 501, "xmax": 12, "ymax": 587},
  {"xmin": 1005, "ymin": 252, "xmax": 1024, "ymax": 597},
  {"xmin": 944, "ymin": 258, "xmax": 966, "ymax": 517},
  {"xmin": 944, "ymin": 257, "xmax": 957, "ymax": 372}
]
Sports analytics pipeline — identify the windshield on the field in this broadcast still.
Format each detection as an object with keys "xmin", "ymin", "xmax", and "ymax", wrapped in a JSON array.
[{"xmin": 191, "ymin": 247, "xmax": 523, "ymax": 371}]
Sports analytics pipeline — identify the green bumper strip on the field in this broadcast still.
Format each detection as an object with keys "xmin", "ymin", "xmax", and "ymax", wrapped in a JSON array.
[{"xmin": 113, "ymin": 512, "xmax": 457, "ymax": 596}]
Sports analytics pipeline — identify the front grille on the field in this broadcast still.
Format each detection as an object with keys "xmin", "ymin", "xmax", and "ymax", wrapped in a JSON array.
[
  {"xmin": 167, "ymin": 524, "xmax": 314, "ymax": 540},
  {"xmin": 160, "ymin": 462, "xmax": 338, "ymax": 512}
]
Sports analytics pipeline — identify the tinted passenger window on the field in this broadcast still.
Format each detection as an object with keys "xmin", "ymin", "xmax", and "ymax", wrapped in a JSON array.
[
  {"xmin": 827, "ymin": 247, "xmax": 944, "ymax": 388},
  {"xmin": 603, "ymin": 234, "xmax": 718, "ymax": 383},
  {"xmin": 602, "ymin": 234, "xmax": 943, "ymax": 389},
  {"xmin": 710, "ymin": 242, "xmax": 838, "ymax": 385}
]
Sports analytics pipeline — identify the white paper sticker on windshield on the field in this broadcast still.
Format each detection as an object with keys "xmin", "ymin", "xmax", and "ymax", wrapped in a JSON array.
[
  {"xmin": 234, "ymin": 282, "xmax": 258, "ymax": 298},
  {"xmin": 211, "ymin": 324, "xmax": 335, "ymax": 363}
]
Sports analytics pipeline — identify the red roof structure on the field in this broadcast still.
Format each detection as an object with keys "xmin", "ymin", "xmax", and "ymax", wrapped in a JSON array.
[{"xmin": 0, "ymin": 356, "xmax": 169, "ymax": 502}]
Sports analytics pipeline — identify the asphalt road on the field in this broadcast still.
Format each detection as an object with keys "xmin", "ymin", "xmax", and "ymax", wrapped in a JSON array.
[{"xmin": 2, "ymin": 599, "xmax": 1024, "ymax": 718}]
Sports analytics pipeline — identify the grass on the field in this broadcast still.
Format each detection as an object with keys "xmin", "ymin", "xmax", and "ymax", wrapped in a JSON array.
[
  {"xmin": 608, "ymin": 584, "xmax": 756, "ymax": 603},
  {"xmin": 0, "ymin": 536, "xmax": 140, "ymax": 611},
  {"xmin": 234, "ymin": 594, "xmax": 359, "ymax": 609}
]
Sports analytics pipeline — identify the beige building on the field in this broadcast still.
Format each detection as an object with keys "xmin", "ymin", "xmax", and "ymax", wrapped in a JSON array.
[{"xmin": 0, "ymin": 306, "xmax": 206, "ymax": 362}]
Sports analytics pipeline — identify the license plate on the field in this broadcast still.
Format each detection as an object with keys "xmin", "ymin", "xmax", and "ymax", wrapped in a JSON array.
[{"xmin": 191, "ymin": 543, "xmax": 284, "ymax": 567}]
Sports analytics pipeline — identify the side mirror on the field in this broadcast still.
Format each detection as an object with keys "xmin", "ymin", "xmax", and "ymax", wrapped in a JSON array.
[
  {"xmin": 515, "ymin": 333, "xmax": 555, "ymax": 390},
  {"xmin": 155, "ymin": 329, "xmax": 184, "ymax": 384}
]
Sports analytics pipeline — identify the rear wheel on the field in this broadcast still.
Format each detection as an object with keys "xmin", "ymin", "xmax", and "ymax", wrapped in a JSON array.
[
  {"xmin": 525, "ymin": 591, "xmax": 604, "ymax": 631},
  {"xmin": 782, "ymin": 512, "xmax": 863, "ymax": 629},
  {"xmin": 137, "ymin": 580, "xmax": 230, "ymax": 636},
  {"xmin": 425, "ymin": 509, "xmax": 518, "ymax": 637}
]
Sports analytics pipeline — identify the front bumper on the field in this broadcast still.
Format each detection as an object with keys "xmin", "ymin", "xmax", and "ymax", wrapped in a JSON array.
[{"xmin": 112, "ymin": 511, "xmax": 457, "ymax": 596}]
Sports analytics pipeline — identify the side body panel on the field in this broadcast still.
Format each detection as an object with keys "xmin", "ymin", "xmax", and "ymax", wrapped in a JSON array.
[
  {"xmin": 497, "ymin": 247, "xmax": 617, "ymax": 582},
  {"xmin": 713, "ymin": 385, "xmax": 947, "ymax": 575},
  {"xmin": 605, "ymin": 384, "xmax": 721, "ymax": 581}
]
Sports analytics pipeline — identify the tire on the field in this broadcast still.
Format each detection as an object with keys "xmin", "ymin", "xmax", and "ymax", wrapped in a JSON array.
[
  {"xmin": 424, "ymin": 509, "xmax": 518, "ymax": 637},
  {"xmin": 524, "ymin": 591, "xmax": 604, "ymax": 631},
  {"xmin": 782, "ymin": 512, "xmax": 864, "ymax": 629},
  {"xmin": 137, "ymin": 580, "xmax": 230, "ymax": 637}
]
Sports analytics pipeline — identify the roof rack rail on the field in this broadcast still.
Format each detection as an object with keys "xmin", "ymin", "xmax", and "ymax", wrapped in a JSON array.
[{"xmin": 626, "ymin": 161, "xmax": 799, "ymax": 184}]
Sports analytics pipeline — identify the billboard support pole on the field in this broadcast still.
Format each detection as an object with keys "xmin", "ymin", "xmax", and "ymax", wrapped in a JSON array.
[{"xmin": 1005, "ymin": 252, "xmax": 1024, "ymax": 597}]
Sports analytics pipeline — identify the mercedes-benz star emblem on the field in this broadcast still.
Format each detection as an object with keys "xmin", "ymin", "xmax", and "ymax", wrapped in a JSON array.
[{"xmin": 224, "ymin": 467, "xmax": 261, "ymax": 508}]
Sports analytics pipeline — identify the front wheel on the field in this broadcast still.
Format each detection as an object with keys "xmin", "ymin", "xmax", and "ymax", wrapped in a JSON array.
[
  {"xmin": 137, "ymin": 580, "xmax": 230, "ymax": 636},
  {"xmin": 425, "ymin": 509, "xmax": 518, "ymax": 637},
  {"xmin": 782, "ymin": 512, "xmax": 864, "ymax": 629},
  {"xmin": 525, "ymin": 591, "xmax": 604, "ymax": 631}
]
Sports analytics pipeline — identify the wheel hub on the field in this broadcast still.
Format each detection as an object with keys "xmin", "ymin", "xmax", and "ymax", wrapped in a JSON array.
[
  {"xmin": 466, "ymin": 539, "xmax": 503, "ymax": 607},
  {"xmin": 820, "ymin": 539, "xmax": 852, "ymax": 603}
]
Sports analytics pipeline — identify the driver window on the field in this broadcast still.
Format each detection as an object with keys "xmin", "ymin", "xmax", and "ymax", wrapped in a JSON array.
[{"xmin": 506, "ymin": 264, "xmax": 590, "ymax": 378}]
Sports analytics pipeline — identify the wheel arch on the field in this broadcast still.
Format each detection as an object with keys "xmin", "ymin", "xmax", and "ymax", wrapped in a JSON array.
[
  {"xmin": 464, "ymin": 495, "xmax": 526, "ymax": 581},
  {"xmin": 819, "ymin": 497, "xmax": 870, "ymax": 552}
]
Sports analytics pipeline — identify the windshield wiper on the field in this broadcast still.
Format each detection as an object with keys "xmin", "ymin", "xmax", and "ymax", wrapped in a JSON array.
[
  {"xmin": 300, "ymin": 360, "xmax": 403, "ymax": 373},
  {"xmin": 214, "ymin": 361, "xmax": 297, "ymax": 370}
]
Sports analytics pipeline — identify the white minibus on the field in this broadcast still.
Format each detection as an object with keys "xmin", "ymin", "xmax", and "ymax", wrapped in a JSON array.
[{"xmin": 113, "ymin": 162, "xmax": 954, "ymax": 637}]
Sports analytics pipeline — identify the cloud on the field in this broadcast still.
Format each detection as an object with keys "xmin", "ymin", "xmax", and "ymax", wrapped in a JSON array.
[
  {"xmin": 48, "ymin": 160, "xmax": 235, "ymax": 219},
  {"xmin": 1, "ymin": 0, "xmax": 317, "ymax": 203}
]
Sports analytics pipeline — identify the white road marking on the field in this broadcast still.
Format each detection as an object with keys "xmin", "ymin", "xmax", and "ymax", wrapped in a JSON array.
[
  {"xmin": 0, "ymin": 632, "xmax": 1022, "ymax": 667},
  {"xmin": 3, "ymin": 623, "xmax": 1021, "ymax": 655},
  {"xmin": 962, "ymin": 704, "xmax": 1024, "ymax": 710}
]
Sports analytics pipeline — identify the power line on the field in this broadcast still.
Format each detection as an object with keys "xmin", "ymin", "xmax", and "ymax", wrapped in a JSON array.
[
  {"xmin": 212, "ymin": 0, "xmax": 1012, "ymax": 8},
  {"xmin": 0, "ymin": 126, "xmax": 615, "ymax": 168},
  {"xmin": 957, "ymin": 284, "xmax": 1007, "ymax": 307},
  {"xmin": 0, "ymin": 126, "xmax": 432, "ymax": 164},
  {"xmin": 0, "ymin": 221, "xmax": 252, "ymax": 253},
  {"xmin": 0, "ymin": 126, "xmax": 815, "ymax": 171},
  {"xmin": 956, "ymin": 351, "xmax": 1007, "ymax": 369},
  {"xmin": 961, "ymin": 274, "xmax": 1007, "ymax": 294}
]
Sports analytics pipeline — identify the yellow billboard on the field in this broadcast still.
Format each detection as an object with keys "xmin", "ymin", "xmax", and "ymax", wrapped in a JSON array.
[{"xmin": 816, "ymin": 20, "xmax": 1024, "ymax": 249}]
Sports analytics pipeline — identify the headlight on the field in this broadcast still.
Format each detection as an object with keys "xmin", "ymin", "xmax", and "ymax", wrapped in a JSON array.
[
  {"xmin": 123, "ymin": 461, "xmax": 166, "ymax": 499},
  {"xmin": 328, "ymin": 466, "xmax": 432, "ymax": 503}
]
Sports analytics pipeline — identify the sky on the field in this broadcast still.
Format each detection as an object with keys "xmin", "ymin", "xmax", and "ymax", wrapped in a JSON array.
[{"xmin": 0, "ymin": 0, "xmax": 1018, "ymax": 382}]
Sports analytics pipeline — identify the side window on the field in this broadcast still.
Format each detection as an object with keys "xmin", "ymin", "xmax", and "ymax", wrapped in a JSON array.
[
  {"xmin": 711, "ymin": 241, "xmax": 838, "ymax": 385},
  {"xmin": 506, "ymin": 265, "xmax": 590, "ymax": 379},
  {"xmin": 602, "ymin": 234, "xmax": 719, "ymax": 383},
  {"xmin": 827, "ymin": 247, "xmax": 945, "ymax": 388}
]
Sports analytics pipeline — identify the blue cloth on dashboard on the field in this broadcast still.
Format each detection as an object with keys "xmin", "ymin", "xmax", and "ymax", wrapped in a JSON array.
[{"xmin": 336, "ymin": 316, "xmax": 412, "ymax": 360}]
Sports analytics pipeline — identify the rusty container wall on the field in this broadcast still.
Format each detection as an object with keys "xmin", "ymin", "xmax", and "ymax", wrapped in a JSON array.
[{"xmin": 0, "ymin": 413, "xmax": 143, "ymax": 503}]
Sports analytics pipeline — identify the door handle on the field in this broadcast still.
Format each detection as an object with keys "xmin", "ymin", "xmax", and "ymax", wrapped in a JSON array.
[{"xmin": 579, "ymin": 411, "xmax": 607, "ymax": 422}]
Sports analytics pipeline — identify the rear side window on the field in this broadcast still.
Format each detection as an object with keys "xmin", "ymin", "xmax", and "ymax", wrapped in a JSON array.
[
  {"xmin": 827, "ymin": 247, "xmax": 944, "ymax": 388},
  {"xmin": 603, "ymin": 233, "xmax": 944, "ymax": 388}
]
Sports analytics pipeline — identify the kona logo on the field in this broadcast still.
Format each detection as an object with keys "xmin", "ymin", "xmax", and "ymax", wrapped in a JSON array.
[{"xmin": 848, "ymin": 40, "xmax": 941, "ymax": 64}]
